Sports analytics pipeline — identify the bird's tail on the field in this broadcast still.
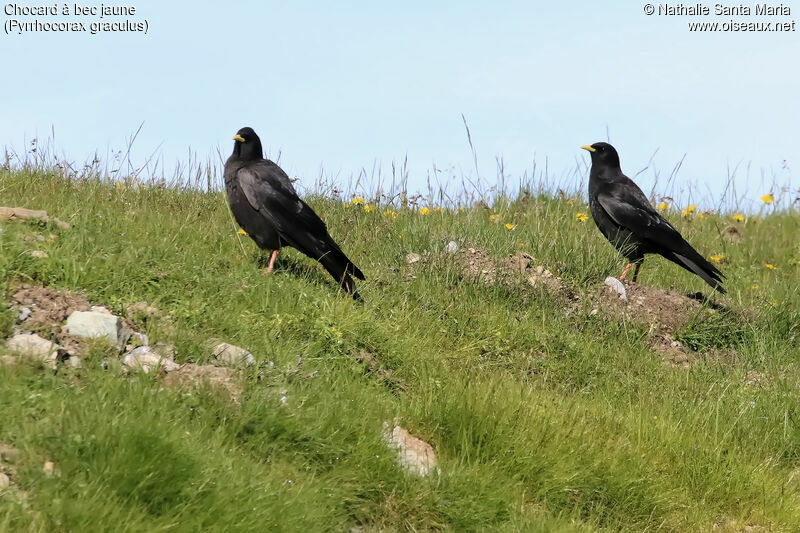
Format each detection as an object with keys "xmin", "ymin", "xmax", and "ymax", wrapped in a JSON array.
[
  {"xmin": 664, "ymin": 250, "xmax": 726, "ymax": 294},
  {"xmin": 317, "ymin": 248, "xmax": 365, "ymax": 300}
]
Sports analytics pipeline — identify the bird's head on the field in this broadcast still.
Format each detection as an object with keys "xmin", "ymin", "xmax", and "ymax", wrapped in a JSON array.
[
  {"xmin": 581, "ymin": 142, "xmax": 621, "ymax": 169},
  {"xmin": 232, "ymin": 127, "xmax": 263, "ymax": 160}
]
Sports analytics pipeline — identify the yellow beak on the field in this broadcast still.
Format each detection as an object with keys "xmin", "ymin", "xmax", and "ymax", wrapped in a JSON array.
[
  {"xmin": 580, "ymin": 145, "xmax": 596, "ymax": 153},
  {"xmin": 233, "ymin": 134, "xmax": 246, "ymax": 142}
]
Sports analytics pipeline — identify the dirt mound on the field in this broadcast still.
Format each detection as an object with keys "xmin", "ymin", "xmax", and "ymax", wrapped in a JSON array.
[
  {"xmin": 459, "ymin": 249, "xmax": 569, "ymax": 296},
  {"xmin": 11, "ymin": 285, "xmax": 90, "ymax": 332},
  {"xmin": 598, "ymin": 280, "xmax": 703, "ymax": 334},
  {"xmin": 595, "ymin": 280, "xmax": 731, "ymax": 367},
  {"xmin": 161, "ymin": 363, "xmax": 241, "ymax": 403}
]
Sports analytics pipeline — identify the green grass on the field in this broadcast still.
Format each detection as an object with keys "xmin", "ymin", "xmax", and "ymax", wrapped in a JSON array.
[{"xmin": 1, "ymin": 166, "xmax": 799, "ymax": 531}]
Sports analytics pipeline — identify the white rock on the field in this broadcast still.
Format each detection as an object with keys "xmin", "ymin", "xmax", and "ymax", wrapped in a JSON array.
[
  {"xmin": 67, "ymin": 356, "xmax": 83, "ymax": 369},
  {"xmin": 406, "ymin": 253, "xmax": 421, "ymax": 265},
  {"xmin": 17, "ymin": 307, "xmax": 31, "ymax": 322},
  {"xmin": 6, "ymin": 333, "xmax": 59, "ymax": 362},
  {"xmin": 123, "ymin": 346, "xmax": 180, "ymax": 374},
  {"xmin": 130, "ymin": 331, "xmax": 150, "ymax": 347},
  {"xmin": 604, "ymin": 276, "xmax": 628, "ymax": 301},
  {"xmin": 0, "ymin": 473, "xmax": 10, "ymax": 489},
  {"xmin": 445, "ymin": 241, "xmax": 459, "ymax": 254},
  {"xmin": 42, "ymin": 461, "xmax": 56, "ymax": 476},
  {"xmin": 66, "ymin": 311, "xmax": 130, "ymax": 350},
  {"xmin": 211, "ymin": 343, "xmax": 256, "ymax": 367},
  {"xmin": 382, "ymin": 422, "xmax": 439, "ymax": 477},
  {"xmin": 28, "ymin": 250, "xmax": 49, "ymax": 259}
]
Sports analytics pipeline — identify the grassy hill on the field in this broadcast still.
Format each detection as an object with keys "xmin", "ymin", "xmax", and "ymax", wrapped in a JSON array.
[{"xmin": 1, "ymin": 165, "xmax": 799, "ymax": 531}]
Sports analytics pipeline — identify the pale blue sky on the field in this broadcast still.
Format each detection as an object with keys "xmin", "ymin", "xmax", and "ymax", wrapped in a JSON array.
[{"xmin": 1, "ymin": 1, "xmax": 798, "ymax": 207}]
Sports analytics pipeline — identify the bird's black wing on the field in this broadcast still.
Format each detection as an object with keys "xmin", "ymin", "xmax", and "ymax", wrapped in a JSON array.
[
  {"xmin": 237, "ymin": 161, "xmax": 324, "ymax": 238},
  {"xmin": 597, "ymin": 181, "xmax": 725, "ymax": 293},
  {"xmin": 237, "ymin": 161, "xmax": 365, "ymax": 284},
  {"xmin": 596, "ymin": 182, "xmax": 685, "ymax": 251}
]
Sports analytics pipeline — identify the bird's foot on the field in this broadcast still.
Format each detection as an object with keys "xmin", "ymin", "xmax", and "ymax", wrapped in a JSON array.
[
  {"xmin": 263, "ymin": 249, "xmax": 279, "ymax": 275},
  {"xmin": 618, "ymin": 263, "xmax": 633, "ymax": 281}
]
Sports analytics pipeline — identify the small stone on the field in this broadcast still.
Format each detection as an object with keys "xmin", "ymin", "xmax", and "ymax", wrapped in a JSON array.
[
  {"xmin": 590, "ymin": 308, "xmax": 599, "ymax": 316},
  {"xmin": 66, "ymin": 311, "xmax": 130, "ymax": 351},
  {"xmin": 211, "ymin": 343, "xmax": 256, "ymax": 367},
  {"xmin": 604, "ymin": 276, "xmax": 628, "ymax": 301},
  {"xmin": 0, "ymin": 473, "xmax": 10, "ymax": 489},
  {"xmin": 0, "ymin": 444, "xmax": 20, "ymax": 463},
  {"xmin": 90, "ymin": 305, "xmax": 113, "ymax": 314},
  {"xmin": 406, "ymin": 253, "xmax": 421, "ymax": 265},
  {"xmin": 67, "ymin": 356, "xmax": 83, "ymax": 369},
  {"xmin": 445, "ymin": 241, "xmax": 459, "ymax": 254},
  {"xmin": 722, "ymin": 225, "xmax": 742, "ymax": 244},
  {"xmin": 42, "ymin": 461, "xmax": 56, "ymax": 476},
  {"xmin": 17, "ymin": 307, "xmax": 32, "ymax": 322},
  {"xmin": 28, "ymin": 250, "xmax": 48, "ymax": 259},
  {"xmin": 382, "ymin": 422, "xmax": 439, "ymax": 477},
  {"xmin": 130, "ymin": 332, "xmax": 150, "ymax": 347},
  {"xmin": 123, "ymin": 346, "xmax": 180, "ymax": 374},
  {"xmin": 6, "ymin": 333, "xmax": 59, "ymax": 361}
]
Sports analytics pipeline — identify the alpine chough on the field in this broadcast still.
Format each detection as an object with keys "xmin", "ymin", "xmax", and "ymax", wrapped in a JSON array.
[
  {"xmin": 581, "ymin": 142, "xmax": 725, "ymax": 294},
  {"xmin": 225, "ymin": 127, "xmax": 365, "ymax": 298}
]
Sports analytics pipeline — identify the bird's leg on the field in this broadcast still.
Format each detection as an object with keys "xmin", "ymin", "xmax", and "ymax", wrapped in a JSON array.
[
  {"xmin": 631, "ymin": 262, "xmax": 642, "ymax": 282},
  {"xmin": 264, "ymin": 250, "xmax": 279, "ymax": 275},
  {"xmin": 618, "ymin": 262, "xmax": 633, "ymax": 281}
]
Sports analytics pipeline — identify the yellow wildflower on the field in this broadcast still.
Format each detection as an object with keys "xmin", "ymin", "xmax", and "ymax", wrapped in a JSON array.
[
  {"xmin": 765, "ymin": 263, "xmax": 777, "ymax": 270},
  {"xmin": 761, "ymin": 193, "xmax": 774, "ymax": 204},
  {"xmin": 115, "ymin": 182, "xmax": 122, "ymax": 189},
  {"xmin": 434, "ymin": 206, "xmax": 445, "ymax": 213},
  {"xmin": 489, "ymin": 214, "xmax": 500, "ymax": 223},
  {"xmin": 709, "ymin": 254, "xmax": 724, "ymax": 263},
  {"xmin": 505, "ymin": 223, "xmax": 515, "ymax": 230},
  {"xmin": 576, "ymin": 213, "xmax": 589, "ymax": 222},
  {"xmin": 518, "ymin": 242, "xmax": 527, "ymax": 249},
  {"xmin": 733, "ymin": 213, "xmax": 745, "ymax": 223},
  {"xmin": 237, "ymin": 228, "xmax": 248, "ymax": 235},
  {"xmin": 566, "ymin": 199, "xmax": 575, "ymax": 206},
  {"xmin": 681, "ymin": 205, "xmax": 698, "ymax": 218},
  {"xmin": 383, "ymin": 209, "xmax": 397, "ymax": 219},
  {"xmin": 457, "ymin": 207, "xmax": 465, "ymax": 213},
  {"xmin": 750, "ymin": 284, "xmax": 759, "ymax": 290},
  {"xmin": 363, "ymin": 205, "xmax": 374, "ymax": 212},
  {"xmin": 657, "ymin": 202, "xmax": 669, "ymax": 211},
  {"xmin": 352, "ymin": 197, "xmax": 365, "ymax": 205},
  {"xmin": 420, "ymin": 207, "xmax": 430, "ymax": 215},
  {"xmin": 697, "ymin": 212, "xmax": 706, "ymax": 219}
]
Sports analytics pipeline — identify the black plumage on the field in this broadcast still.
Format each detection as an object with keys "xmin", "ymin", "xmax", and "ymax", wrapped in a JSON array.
[
  {"xmin": 225, "ymin": 127, "xmax": 365, "ymax": 298},
  {"xmin": 582, "ymin": 142, "xmax": 725, "ymax": 294}
]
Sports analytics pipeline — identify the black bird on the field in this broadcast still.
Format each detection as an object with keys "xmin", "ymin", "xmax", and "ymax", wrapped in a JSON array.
[
  {"xmin": 581, "ymin": 142, "xmax": 725, "ymax": 294},
  {"xmin": 224, "ymin": 127, "xmax": 365, "ymax": 298}
]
